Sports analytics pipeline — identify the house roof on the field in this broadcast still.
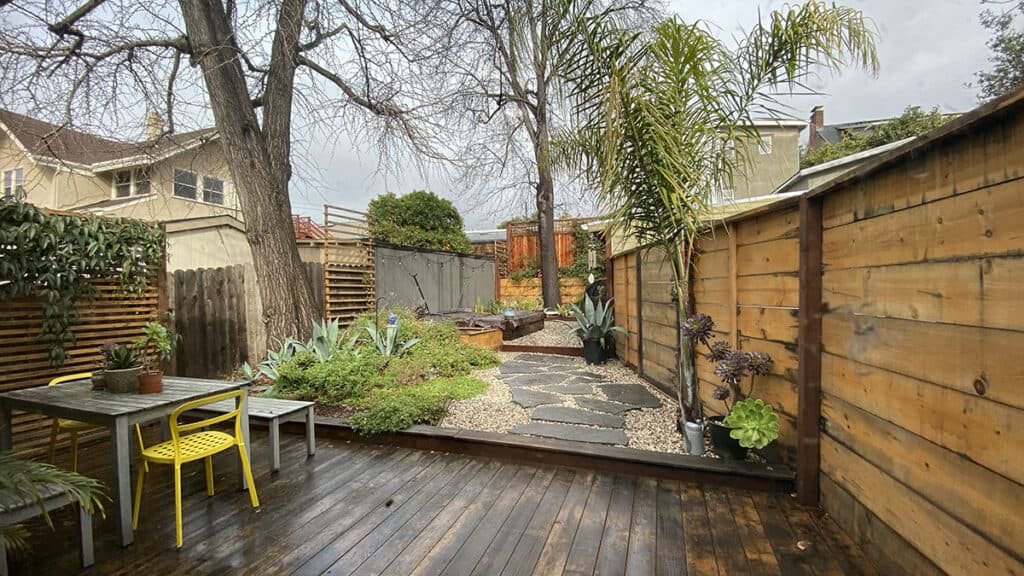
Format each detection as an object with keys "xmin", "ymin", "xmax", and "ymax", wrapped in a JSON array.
[
  {"xmin": 772, "ymin": 137, "xmax": 916, "ymax": 195},
  {"xmin": 73, "ymin": 193, "xmax": 156, "ymax": 214},
  {"xmin": 0, "ymin": 108, "xmax": 217, "ymax": 170}
]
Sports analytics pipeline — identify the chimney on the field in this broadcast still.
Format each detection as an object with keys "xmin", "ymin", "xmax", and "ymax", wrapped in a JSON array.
[
  {"xmin": 145, "ymin": 111, "xmax": 164, "ymax": 140},
  {"xmin": 808, "ymin": 105, "xmax": 824, "ymax": 150}
]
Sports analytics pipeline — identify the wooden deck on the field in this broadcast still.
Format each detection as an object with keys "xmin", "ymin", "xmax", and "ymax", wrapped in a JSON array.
[{"xmin": 13, "ymin": 432, "xmax": 877, "ymax": 575}]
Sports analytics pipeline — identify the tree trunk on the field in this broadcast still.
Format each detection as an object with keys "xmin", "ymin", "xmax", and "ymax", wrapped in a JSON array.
[
  {"xmin": 178, "ymin": 0, "xmax": 318, "ymax": 347},
  {"xmin": 534, "ymin": 116, "xmax": 561, "ymax": 308}
]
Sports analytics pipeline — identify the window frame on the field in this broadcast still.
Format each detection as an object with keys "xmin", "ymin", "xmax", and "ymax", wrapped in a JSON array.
[
  {"xmin": 172, "ymin": 168, "xmax": 198, "ymax": 200},
  {"xmin": 113, "ymin": 170, "xmax": 133, "ymax": 198},
  {"xmin": 202, "ymin": 175, "xmax": 225, "ymax": 205},
  {"xmin": 134, "ymin": 167, "xmax": 151, "ymax": 196},
  {"xmin": 758, "ymin": 135, "xmax": 774, "ymax": 155},
  {"xmin": 3, "ymin": 167, "xmax": 24, "ymax": 200}
]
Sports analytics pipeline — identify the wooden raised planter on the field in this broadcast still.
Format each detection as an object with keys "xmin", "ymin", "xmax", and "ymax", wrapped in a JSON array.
[
  {"xmin": 501, "ymin": 310, "xmax": 545, "ymax": 340},
  {"xmin": 458, "ymin": 327, "xmax": 503, "ymax": 350}
]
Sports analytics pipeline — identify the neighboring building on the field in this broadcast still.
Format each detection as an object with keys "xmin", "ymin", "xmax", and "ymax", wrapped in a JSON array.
[
  {"xmin": 772, "ymin": 137, "xmax": 915, "ymax": 195},
  {"xmin": 0, "ymin": 109, "xmax": 242, "ymax": 222},
  {"xmin": 807, "ymin": 105, "xmax": 958, "ymax": 151},
  {"xmin": 718, "ymin": 119, "xmax": 806, "ymax": 204}
]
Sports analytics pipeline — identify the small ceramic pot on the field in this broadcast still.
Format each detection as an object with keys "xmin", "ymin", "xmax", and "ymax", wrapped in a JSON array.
[
  {"xmin": 138, "ymin": 371, "xmax": 164, "ymax": 394},
  {"xmin": 105, "ymin": 367, "xmax": 141, "ymax": 394}
]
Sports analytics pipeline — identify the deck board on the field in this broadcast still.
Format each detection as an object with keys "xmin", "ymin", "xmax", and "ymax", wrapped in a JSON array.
[{"xmin": 13, "ymin": 432, "xmax": 877, "ymax": 575}]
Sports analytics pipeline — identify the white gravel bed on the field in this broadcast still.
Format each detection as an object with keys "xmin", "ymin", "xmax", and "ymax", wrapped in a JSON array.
[
  {"xmin": 439, "ymin": 357, "xmax": 530, "ymax": 432},
  {"xmin": 507, "ymin": 319, "xmax": 582, "ymax": 348}
]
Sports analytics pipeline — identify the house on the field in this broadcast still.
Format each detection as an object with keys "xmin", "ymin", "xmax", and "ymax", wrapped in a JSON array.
[
  {"xmin": 0, "ymin": 109, "xmax": 242, "ymax": 222},
  {"xmin": 771, "ymin": 137, "xmax": 914, "ymax": 195},
  {"xmin": 718, "ymin": 119, "xmax": 806, "ymax": 204}
]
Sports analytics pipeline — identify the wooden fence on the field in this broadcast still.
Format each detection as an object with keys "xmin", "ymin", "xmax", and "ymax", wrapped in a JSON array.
[
  {"xmin": 323, "ymin": 205, "xmax": 375, "ymax": 324},
  {"xmin": 506, "ymin": 217, "xmax": 597, "ymax": 273},
  {"xmin": 608, "ymin": 89, "xmax": 1024, "ymax": 575},
  {"xmin": 0, "ymin": 273, "xmax": 161, "ymax": 455}
]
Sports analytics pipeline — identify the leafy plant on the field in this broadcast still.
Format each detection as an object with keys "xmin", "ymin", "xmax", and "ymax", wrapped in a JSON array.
[
  {"xmin": 570, "ymin": 294, "xmax": 624, "ymax": 344},
  {"xmin": 105, "ymin": 344, "xmax": 139, "ymax": 370},
  {"xmin": 349, "ymin": 376, "xmax": 487, "ymax": 435},
  {"xmin": 0, "ymin": 201, "xmax": 164, "ymax": 365},
  {"xmin": 292, "ymin": 318, "xmax": 345, "ymax": 362},
  {"xmin": 133, "ymin": 318, "xmax": 177, "ymax": 373},
  {"xmin": 364, "ymin": 323, "xmax": 420, "ymax": 362},
  {"xmin": 723, "ymin": 398, "xmax": 780, "ymax": 449},
  {"xmin": 0, "ymin": 452, "xmax": 107, "ymax": 554},
  {"xmin": 255, "ymin": 337, "xmax": 302, "ymax": 381},
  {"xmin": 367, "ymin": 190, "xmax": 472, "ymax": 253}
]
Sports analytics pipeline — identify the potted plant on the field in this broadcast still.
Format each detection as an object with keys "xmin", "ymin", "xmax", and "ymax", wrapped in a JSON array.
[
  {"xmin": 681, "ymin": 313, "xmax": 777, "ymax": 459},
  {"xmin": 103, "ymin": 344, "xmax": 141, "ymax": 394},
  {"xmin": 134, "ymin": 320, "xmax": 176, "ymax": 394},
  {"xmin": 569, "ymin": 294, "xmax": 624, "ymax": 365},
  {"xmin": 90, "ymin": 343, "xmax": 117, "ymax": 390}
]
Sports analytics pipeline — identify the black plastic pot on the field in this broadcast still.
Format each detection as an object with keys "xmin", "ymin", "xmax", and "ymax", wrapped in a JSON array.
[
  {"xmin": 582, "ymin": 338, "xmax": 606, "ymax": 365},
  {"xmin": 707, "ymin": 416, "xmax": 748, "ymax": 460}
]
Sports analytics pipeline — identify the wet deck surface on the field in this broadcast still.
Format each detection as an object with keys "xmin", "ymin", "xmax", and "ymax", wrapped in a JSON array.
[{"xmin": 14, "ymin": 431, "xmax": 876, "ymax": 575}]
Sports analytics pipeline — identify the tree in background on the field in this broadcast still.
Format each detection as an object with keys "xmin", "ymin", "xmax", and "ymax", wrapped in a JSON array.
[
  {"xmin": 801, "ymin": 105, "xmax": 952, "ymax": 168},
  {"xmin": 368, "ymin": 191, "xmax": 472, "ymax": 254},
  {"xmin": 441, "ymin": 0, "xmax": 656, "ymax": 309},
  {"xmin": 564, "ymin": 1, "xmax": 878, "ymax": 436},
  {"xmin": 973, "ymin": 0, "xmax": 1024, "ymax": 101}
]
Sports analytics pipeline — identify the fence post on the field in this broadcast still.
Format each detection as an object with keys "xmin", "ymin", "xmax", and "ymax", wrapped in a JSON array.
[{"xmin": 796, "ymin": 194, "xmax": 824, "ymax": 506}]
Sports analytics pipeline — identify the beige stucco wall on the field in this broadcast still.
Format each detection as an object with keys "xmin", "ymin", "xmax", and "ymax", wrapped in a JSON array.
[
  {"xmin": 732, "ymin": 126, "xmax": 801, "ymax": 200},
  {"xmin": 165, "ymin": 221, "xmax": 253, "ymax": 271}
]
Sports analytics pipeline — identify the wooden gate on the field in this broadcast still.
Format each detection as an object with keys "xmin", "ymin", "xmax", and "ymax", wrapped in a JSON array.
[{"xmin": 323, "ymin": 205, "xmax": 374, "ymax": 324}]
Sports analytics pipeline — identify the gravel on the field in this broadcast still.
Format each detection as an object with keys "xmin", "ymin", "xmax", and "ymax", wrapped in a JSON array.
[
  {"xmin": 507, "ymin": 319, "xmax": 581, "ymax": 348},
  {"xmin": 440, "ymin": 352, "xmax": 687, "ymax": 455}
]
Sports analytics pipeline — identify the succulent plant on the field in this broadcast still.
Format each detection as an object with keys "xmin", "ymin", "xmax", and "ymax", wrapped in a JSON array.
[
  {"xmin": 705, "ymin": 341, "xmax": 732, "ymax": 362},
  {"xmin": 681, "ymin": 313, "xmax": 715, "ymax": 345},
  {"xmin": 745, "ymin": 351, "xmax": 773, "ymax": 376},
  {"xmin": 723, "ymin": 398, "xmax": 780, "ymax": 449},
  {"xmin": 714, "ymin": 350, "xmax": 748, "ymax": 384},
  {"xmin": 711, "ymin": 385, "xmax": 731, "ymax": 402}
]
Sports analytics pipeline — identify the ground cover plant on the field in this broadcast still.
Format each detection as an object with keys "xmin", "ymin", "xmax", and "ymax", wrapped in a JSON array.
[{"xmin": 266, "ymin": 311, "xmax": 498, "ymax": 434}]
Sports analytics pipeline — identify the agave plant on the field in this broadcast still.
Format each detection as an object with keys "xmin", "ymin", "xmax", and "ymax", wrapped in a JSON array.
[
  {"xmin": 364, "ymin": 323, "xmax": 420, "ymax": 360},
  {"xmin": 722, "ymin": 398, "xmax": 780, "ymax": 449},
  {"xmin": 293, "ymin": 318, "xmax": 342, "ymax": 362},
  {"xmin": 569, "ymin": 294, "xmax": 624, "ymax": 345},
  {"xmin": 0, "ymin": 452, "xmax": 106, "ymax": 554}
]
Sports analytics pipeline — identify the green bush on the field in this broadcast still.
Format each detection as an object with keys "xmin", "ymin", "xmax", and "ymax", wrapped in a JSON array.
[
  {"xmin": 802, "ymin": 106, "xmax": 952, "ymax": 168},
  {"xmin": 350, "ymin": 376, "xmax": 488, "ymax": 434},
  {"xmin": 271, "ymin": 311, "xmax": 499, "ymax": 434},
  {"xmin": 368, "ymin": 190, "xmax": 472, "ymax": 253}
]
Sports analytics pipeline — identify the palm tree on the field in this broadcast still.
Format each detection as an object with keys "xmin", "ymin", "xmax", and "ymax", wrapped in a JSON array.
[
  {"xmin": 0, "ymin": 452, "xmax": 105, "ymax": 554},
  {"xmin": 562, "ymin": 2, "xmax": 879, "ymax": 446}
]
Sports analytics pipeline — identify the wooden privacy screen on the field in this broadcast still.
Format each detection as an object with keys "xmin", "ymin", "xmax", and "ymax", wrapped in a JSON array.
[
  {"xmin": 612, "ymin": 251, "xmax": 639, "ymax": 366},
  {"xmin": 815, "ymin": 109, "xmax": 1024, "ymax": 575},
  {"xmin": 323, "ymin": 205, "xmax": 374, "ymax": 324},
  {"xmin": 0, "ymin": 274, "xmax": 160, "ymax": 455},
  {"xmin": 506, "ymin": 217, "xmax": 598, "ymax": 272},
  {"xmin": 637, "ymin": 249, "xmax": 679, "ymax": 390}
]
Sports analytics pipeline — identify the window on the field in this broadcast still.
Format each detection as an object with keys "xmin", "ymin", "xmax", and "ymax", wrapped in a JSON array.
[
  {"xmin": 202, "ymin": 176, "xmax": 224, "ymax": 205},
  {"xmin": 134, "ymin": 168, "xmax": 151, "ymax": 196},
  {"xmin": 173, "ymin": 168, "xmax": 197, "ymax": 199},
  {"xmin": 114, "ymin": 170, "xmax": 132, "ymax": 198},
  {"xmin": 724, "ymin": 139, "xmax": 735, "ymax": 159},
  {"xmin": 758, "ymin": 135, "xmax": 773, "ymax": 155},
  {"xmin": 3, "ymin": 168, "xmax": 24, "ymax": 200}
]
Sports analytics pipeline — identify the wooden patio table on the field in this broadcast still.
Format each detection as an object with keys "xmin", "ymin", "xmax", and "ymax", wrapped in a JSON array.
[{"xmin": 0, "ymin": 377, "xmax": 251, "ymax": 547}]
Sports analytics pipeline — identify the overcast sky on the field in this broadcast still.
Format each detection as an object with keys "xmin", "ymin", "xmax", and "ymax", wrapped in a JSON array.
[{"xmin": 294, "ymin": 0, "xmax": 996, "ymax": 229}]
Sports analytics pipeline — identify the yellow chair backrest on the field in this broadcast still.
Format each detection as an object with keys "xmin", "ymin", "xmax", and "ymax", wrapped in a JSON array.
[
  {"xmin": 49, "ymin": 373, "xmax": 92, "ymax": 386},
  {"xmin": 167, "ymin": 390, "xmax": 245, "ymax": 452}
]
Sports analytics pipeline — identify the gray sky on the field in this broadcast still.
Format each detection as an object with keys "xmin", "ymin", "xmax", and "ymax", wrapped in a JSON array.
[{"xmin": 295, "ymin": 0, "xmax": 995, "ymax": 229}]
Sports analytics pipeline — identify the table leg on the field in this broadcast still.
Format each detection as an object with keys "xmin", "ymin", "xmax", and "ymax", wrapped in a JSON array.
[
  {"xmin": 237, "ymin": 390, "xmax": 250, "ymax": 490},
  {"xmin": 110, "ymin": 416, "xmax": 133, "ymax": 547},
  {"xmin": 269, "ymin": 417, "xmax": 280, "ymax": 473},
  {"xmin": 306, "ymin": 406, "xmax": 316, "ymax": 457},
  {"xmin": 0, "ymin": 401, "xmax": 11, "ymax": 451}
]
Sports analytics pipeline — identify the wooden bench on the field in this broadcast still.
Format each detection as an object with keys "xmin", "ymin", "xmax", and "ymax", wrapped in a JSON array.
[
  {"xmin": 1, "ymin": 484, "xmax": 93, "ymax": 575},
  {"xmin": 189, "ymin": 397, "xmax": 315, "ymax": 472}
]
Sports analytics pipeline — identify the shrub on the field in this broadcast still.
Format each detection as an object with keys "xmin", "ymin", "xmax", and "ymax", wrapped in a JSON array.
[
  {"xmin": 350, "ymin": 376, "xmax": 488, "ymax": 434},
  {"xmin": 368, "ymin": 190, "xmax": 472, "ymax": 253},
  {"xmin": 275, "ymin": 349, "xmax": 387, "ymax": 405}
]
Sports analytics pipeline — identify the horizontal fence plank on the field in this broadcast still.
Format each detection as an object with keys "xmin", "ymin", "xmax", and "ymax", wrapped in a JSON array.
[{"xmin": 734, "ymin": 208, "xmax": 800, "ymax": 246}]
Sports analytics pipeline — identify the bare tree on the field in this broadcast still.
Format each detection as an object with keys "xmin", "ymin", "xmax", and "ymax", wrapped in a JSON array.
[
  {"xmin": 0, "ymin": 0, "xmax": 462, "ymax": 346},
  {"xmin": 438, "ymin": 0, "xmax": 658, "ymax": 308}
]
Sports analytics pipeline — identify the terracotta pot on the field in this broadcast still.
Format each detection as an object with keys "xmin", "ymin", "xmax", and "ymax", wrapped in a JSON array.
[
  {"xmin": 138, "ymin": 371, "xmax": 164, "ymax": 394},
  {"xmin": 707, "ymin": 415, "xmax": 748, "ymax": 460},
  {"xmin": 105, "ymin": 367, "xmax": 141, "ymax": 394}
]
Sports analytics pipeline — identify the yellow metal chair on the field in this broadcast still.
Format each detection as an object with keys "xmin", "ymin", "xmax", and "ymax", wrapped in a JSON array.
[
  {"xmin": 46, "ymin": 373, "xmax": 149, "ymax": 473},
  {"xmin": 132, "ymin": 390, "xmax": 259, "ymax": 548}
]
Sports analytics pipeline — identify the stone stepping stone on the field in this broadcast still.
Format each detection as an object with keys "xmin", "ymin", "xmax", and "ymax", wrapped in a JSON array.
[
  {"xmin": 598, "ymin": 384, "xmax": 662, "ymax": 408},
  {"xmin": 508, "ymin": 422, "xmax": 628, "ymax": 445},
  {"xmin": 506, "ymin": 372, "xmax": 567, "ymax": 388},
  {"xmin": 566, "ymin": 375, "xmax": 607, "ymax": 386},
  {"xmin": 514, "ymin": 353, "xmax": 579, "ymax": 366},
  {"xmin": 541, "ymin": 383, "xmax": 594, "ymax": 395},
  {"xmin": 511, "ymin": 388, "xmax": 562, "ymax": 409},
  {"xmin": 576, "ymin": 397, "xmax": 639, "ymax": 415},
  {"xmin": 571, "ymin": 371, "xmax": 605, "ymax": 381},
  {"xmin": 500, "ymin": 361, "xmax": 544, "ymax": 374},
  {"xmin": 532, "ymin": 406, "xmax": 625, "ymax": 428}
]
